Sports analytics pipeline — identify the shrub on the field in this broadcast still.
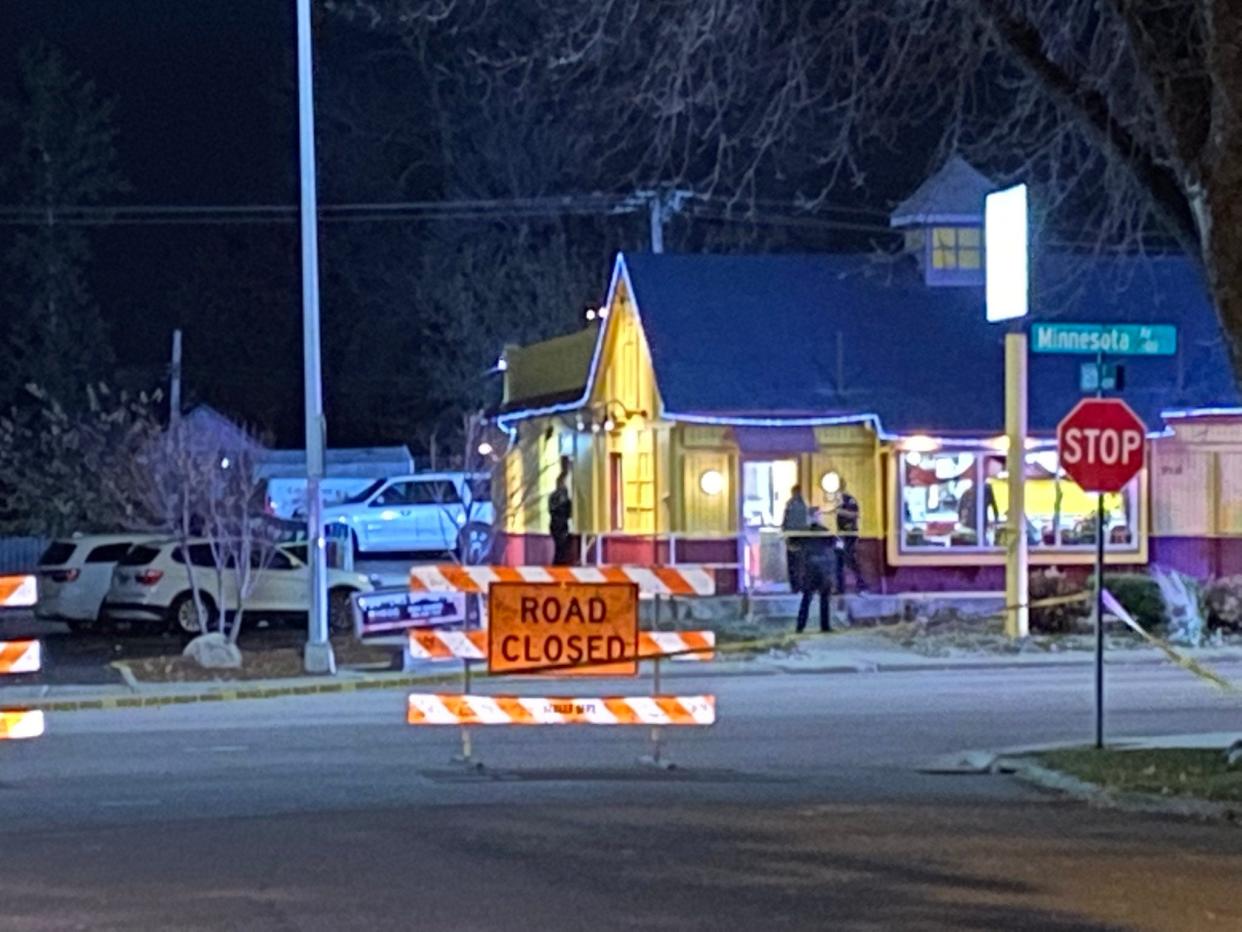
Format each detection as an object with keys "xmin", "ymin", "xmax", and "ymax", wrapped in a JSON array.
[
  {"xmin": 1102, "ymin": 573, "xmax": 1168, "ymax": 631},
  {"xmin": 1028, "ymin": 569, "xmax": 1090, "ymax": 634},
  {"xmin": 1203, "ymin": 577, "xmax": 1242, "ymax": 633}
]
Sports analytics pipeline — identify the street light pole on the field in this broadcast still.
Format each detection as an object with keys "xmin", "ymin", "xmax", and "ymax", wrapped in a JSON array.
[{"xmin": 296, "ymin": 0, "xmax": 335, "ymax": 674}]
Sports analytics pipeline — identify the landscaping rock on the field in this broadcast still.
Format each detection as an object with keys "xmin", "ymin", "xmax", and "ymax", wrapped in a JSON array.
[
  {"xmin": 1226, "ymin": 739, "xmax": 1242, "ymax": 770},
  {"xmin": 182, "ymin": 632, "xmax": 242, "ymax": 669}
]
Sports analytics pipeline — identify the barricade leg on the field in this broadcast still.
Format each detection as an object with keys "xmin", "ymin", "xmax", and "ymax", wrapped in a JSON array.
[
  {"xmin": 638, "ymin": 655, "xmax": 674, "ymax": 769},
  {"xmin": 451, "ymin": 658, "xmax": 483, "ymax": 770}
]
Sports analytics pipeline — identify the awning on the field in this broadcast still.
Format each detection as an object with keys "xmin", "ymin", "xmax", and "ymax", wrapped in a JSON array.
[{"xmin": 732, "ymin": 426, "xmax": 819, "ymax": 455}]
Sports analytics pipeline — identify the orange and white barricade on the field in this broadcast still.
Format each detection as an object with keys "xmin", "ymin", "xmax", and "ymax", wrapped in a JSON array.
[
  {"xmin": 408, "ymin": 629, "xmax": 715, "ymax": 664},
  {"xmin": 407, "ymin": 693, "xmax": 716, "ymax": 727},
  {"xmin": 1, "ymin": 637, "xmax": 44, "ymax": 743},
  {"xmin": 0, "ymin": 574, "xmax": 37, "ymax": 609},
  {"xmin": 0, "ymin": 709, "xmax": 45, "ymax": 741},
  {"xmin": 0, "ymin": 640, "xmax": 42, "ymax": 675},
  {"xmin": 410, "ymin": 564, "xmax": 715, "ymax": 597}
]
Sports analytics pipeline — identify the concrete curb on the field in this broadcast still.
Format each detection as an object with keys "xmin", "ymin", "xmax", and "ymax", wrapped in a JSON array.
[
  {"xmin": 7, "ymin": 671, "xmax": 459, "ymax": 713},
  {"xmin": 998, "ymin": 756, "xmax": 1242, "ymax": 825}
]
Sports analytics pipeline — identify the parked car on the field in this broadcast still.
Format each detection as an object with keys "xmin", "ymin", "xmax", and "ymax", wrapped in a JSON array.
[
  {"xmin": 322, "ymin": 472, "xmax": 494, "ymax": 560},
  {"xmin": 35, "ymin": 533, "xmax": 165, "ymax": 633},
  {"xmin": 102, "ymin": 539, "xmax": 374, "ymax": 635}
]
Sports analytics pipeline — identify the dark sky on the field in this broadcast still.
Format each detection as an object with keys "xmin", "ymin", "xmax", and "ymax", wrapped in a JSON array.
[
  {"xmin": 3, "ymin": 1, "xmax": 302, "ymax": 417},
  {"xmin": 3, "ymin": 0, "xmax": 294, "ymax": 203}
]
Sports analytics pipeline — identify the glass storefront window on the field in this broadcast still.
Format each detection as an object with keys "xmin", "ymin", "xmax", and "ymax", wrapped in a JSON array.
[
  {"xmin": 899, "ymin": 449, "xmax": 1140, "ymax": 553},
  {"xmin": 900, "ymin": 451, "xmax": 980, "ymax": 548}
]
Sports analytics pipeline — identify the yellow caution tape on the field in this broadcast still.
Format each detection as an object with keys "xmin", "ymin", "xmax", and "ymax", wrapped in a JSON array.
[{"xmin": 1101, "ymin": 589, "xmax": 1237, "ymax": 692}]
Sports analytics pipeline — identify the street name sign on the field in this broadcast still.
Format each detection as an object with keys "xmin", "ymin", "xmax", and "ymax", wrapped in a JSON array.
[
  {"xmin": 1031, "ymin": 322, "xmax": 1177, "ymax": 356},
  {"xmin": 487, "ymin": 581, "xmax": 639, "ymax": 676}
]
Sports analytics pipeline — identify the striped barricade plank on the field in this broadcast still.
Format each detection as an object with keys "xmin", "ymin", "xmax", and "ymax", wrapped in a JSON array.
[
  {"xmin": 0, "ymin": 709, "xmax": 45, "ymax": 741},
  {"xmin": 409, "ymin": 630, "xmax": 489, "ymax": 661},
  {"xmin": 0, "ymin": 574, "xmax": 37, "ymax": 609},
  {"xmin": 406, "ymin": 693, "xmax": 716, "ymax": 726},
  {"xmin": 408, "ymin": 629, "xmax": 715, "ymax": 663},
  {"xmin": 409, "ymin": 565, "xmax": 715, "ymax": 597},
  {"xmin": 0, "ymin": 640, "xmax": 41, "ymax": 675}
]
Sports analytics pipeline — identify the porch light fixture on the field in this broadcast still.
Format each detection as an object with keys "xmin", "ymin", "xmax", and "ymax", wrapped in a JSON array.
[
  {"xmin": 477, "ymin": 441, "xmax": 494, "ymax": 457},
  {"xmin": 700, "ymin": 469, "xmax": 725, "ymax": 496},
  {"xmin": 820, "ymin": 471, "xmax": 841, "ymax": 494}
]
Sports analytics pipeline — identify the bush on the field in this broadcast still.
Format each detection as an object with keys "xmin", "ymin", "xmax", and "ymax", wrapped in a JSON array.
[
  {"xmin": 1203, "ymin": 577, "xmax": 1242, "ymax": 633},
  {"xmin": 1029, "ymin": 569, "xmax": 1090, "ymax": 634},
  {"xmin": 1102, "ymin": 573, "xmax": 1168, "ymax": 631}
]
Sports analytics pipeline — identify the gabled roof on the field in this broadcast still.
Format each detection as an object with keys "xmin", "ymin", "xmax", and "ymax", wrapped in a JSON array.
[
  {"xmin": 618, "ymin": 251, "xmax": 1237, "ymax": 435},
  {"xmin": 890, "ymin": 156, "xmax": 995, "ymax": 227},
  {"xmin": 499, "ymin": 324, "xmax": 600, "ymax": 414}
]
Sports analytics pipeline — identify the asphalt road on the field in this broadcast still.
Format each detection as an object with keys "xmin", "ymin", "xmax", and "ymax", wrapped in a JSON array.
[{"xmin": 3, "ymin": 663, "xmax": 1241, "ymax": 930}]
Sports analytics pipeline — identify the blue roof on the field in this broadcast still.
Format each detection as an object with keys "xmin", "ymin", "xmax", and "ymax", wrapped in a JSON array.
[{"xmin": 621, "ymin": 252, "xmax": 1238, "ymax": 435}]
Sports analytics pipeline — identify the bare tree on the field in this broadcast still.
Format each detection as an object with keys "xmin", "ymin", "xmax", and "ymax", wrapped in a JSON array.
[
  {"xmin": 333, "ymin": 0, "xmax": 1242, "ymax": 376},
  {"xmin": 137, "ymin": 416, "xmax": 276, "ymax": 643}
]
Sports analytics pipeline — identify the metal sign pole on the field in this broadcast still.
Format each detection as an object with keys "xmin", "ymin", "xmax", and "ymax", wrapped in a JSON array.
[
  {"xmin": 1095, "ymin": 491, "xmax": 1106, "ymax": 749},
  {"xmin": 1094, "ymin": 346, "xmax": 1106, "ymax": 750}
]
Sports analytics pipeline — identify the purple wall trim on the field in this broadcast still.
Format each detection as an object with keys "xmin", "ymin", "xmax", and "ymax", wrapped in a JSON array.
[{"xmin": 1150, "ymin": 537, "xmax": 1242, "ymax": 579}]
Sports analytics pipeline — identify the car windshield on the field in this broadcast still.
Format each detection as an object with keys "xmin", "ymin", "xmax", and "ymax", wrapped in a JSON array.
[{"xmin": 342, "ymin": 479, "xmax": 387, "ymax": 505}]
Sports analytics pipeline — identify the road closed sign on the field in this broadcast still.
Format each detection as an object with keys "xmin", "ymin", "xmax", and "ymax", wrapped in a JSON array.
[
  {"xmin": 487, "ymin": 582, "xmax": 639, "ymax": 676},
  {"xmin": 1057, "ymin": 398, "xmax": 1146, "ymax": 493}
]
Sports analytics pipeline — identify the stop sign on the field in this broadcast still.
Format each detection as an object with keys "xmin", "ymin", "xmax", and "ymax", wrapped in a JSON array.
[{"xmin": 1057, "ymin": 399, "xmax": 1146, "ymax": 493}]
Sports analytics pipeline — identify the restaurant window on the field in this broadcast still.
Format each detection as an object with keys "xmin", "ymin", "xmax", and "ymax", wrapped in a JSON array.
[
  {"xmin": 899, "ymin": 449, "xmax": 1140, "ymax": 552},
  {"xmin": 930, "ymin": 226, "xmax": 982, "ymax": 270}
]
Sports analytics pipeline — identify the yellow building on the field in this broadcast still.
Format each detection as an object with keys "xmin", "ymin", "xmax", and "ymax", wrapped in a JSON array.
[{"xmin": 492, "ymin": 164, "xmax": 1242, "ymax": 591}]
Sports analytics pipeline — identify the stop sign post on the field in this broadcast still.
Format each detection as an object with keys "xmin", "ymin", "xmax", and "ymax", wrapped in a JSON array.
[
  {"xmin": 1057, "ymin": 397, "xmax": 1146, "ymax": 750},
  {"xmin": 1057, "ymin": 399, "xmax": 1146, "ymax": 493}
]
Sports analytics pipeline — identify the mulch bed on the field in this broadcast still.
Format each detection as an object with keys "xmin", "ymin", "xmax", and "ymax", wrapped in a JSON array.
[{"xmin": 121, "ymin": 639, "xmax": 400, "ymax": 683}]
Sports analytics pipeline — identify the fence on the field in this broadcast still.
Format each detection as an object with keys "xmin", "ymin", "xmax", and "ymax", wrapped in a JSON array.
[{"xmin": 0, "ymin": 538, "xmax": 46, "ymax": 575}]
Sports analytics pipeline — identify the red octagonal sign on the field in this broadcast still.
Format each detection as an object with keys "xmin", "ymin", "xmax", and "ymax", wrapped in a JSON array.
[{"xmin": 1057, "ymin": 399, "xmax": 1146, "ymax": 493}]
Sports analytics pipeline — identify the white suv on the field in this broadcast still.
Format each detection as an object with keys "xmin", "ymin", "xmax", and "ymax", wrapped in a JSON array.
[
  {"xmin": 35, "ymin": 533, "xmax": 165, "ymax": 633},
  {"xmin": 323, "ymin": 472, "xmax": 494, "ymax": 560},
  {"xmin": 103, "ymin": 539, "xmax": 374, "ymax": 635}
]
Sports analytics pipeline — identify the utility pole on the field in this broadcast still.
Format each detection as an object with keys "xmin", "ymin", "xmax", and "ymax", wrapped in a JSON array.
[
  {"xmin": 648, "ymin": 194, "xmax": 665, "ymax": 254},
  {"xmin": 169, "ymin": 329, "xmax": 183, "ymax": 427},
  {"xmin": 296, "ymin": 0, "xmax": 335, "ymax": 675}
]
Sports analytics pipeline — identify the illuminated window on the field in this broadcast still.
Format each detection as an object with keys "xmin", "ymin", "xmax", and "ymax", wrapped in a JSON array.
[
  {"xmin": 931, "ymin": 226, "xmax": 982, "ymax": 271},
  {"xmin": 899, "ymin": 450, "xmax": 1141, "ymax": 553}
]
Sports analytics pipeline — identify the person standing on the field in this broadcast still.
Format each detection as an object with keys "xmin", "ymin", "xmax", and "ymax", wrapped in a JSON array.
[
  {"xmin": 781, "ymin": 483, "xmax": 809, "ymax": 591},
  {"xmin": 796, "ymin": 510, "xmax": 835, "ymax": 633},
  {"xmin": 548, "ymin": 457, "xmax": 574, "ymax": 565},
  {"xmin": 834, "ymin": 479, "xmax": 868, "ymax": 594}
]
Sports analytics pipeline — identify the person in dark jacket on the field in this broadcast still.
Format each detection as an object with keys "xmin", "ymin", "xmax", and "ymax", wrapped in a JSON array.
[
  {"xmin": 781, "ymin": 484, "xmax": 809, "ymax": 591},
  {"xmin": 796, "ymin": 512, "xmax": 836, "ymax": 633},
  {"xmin": 833, "ymin": 479, "xmax": 868, "ymax": 594},
  {"xmin": 548, "ymin": 457, "xmax": 574, "ymax": 565}
]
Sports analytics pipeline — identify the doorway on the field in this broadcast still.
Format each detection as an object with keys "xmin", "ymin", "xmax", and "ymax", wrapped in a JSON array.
[{"xmin": 742, "ymin": 459, "xmax": 799, "ymax": 590}]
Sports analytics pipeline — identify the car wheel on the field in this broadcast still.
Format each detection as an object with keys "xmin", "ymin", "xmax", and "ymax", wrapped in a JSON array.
[
  {"xmin": 168, "ymin": 593, "xmax": 215, "ymax": 636},
  {"xmin": 456, "ymin": 522, "xmax": 494, "ymax": 565},
  {"xmin": 328, "ymin": 588, "xmax": 354, "ymax": 637}
]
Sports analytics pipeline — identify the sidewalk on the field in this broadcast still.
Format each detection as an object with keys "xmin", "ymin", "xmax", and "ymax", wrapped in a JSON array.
[{"xmin": 5, "ymin": 629, "xmax": 1241, "ymax": 711}]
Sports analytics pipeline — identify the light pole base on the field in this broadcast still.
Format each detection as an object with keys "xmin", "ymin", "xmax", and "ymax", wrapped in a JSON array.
[{"xmin": 303, "ymin": 641, "xmax": 337, "ymax": 675}]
